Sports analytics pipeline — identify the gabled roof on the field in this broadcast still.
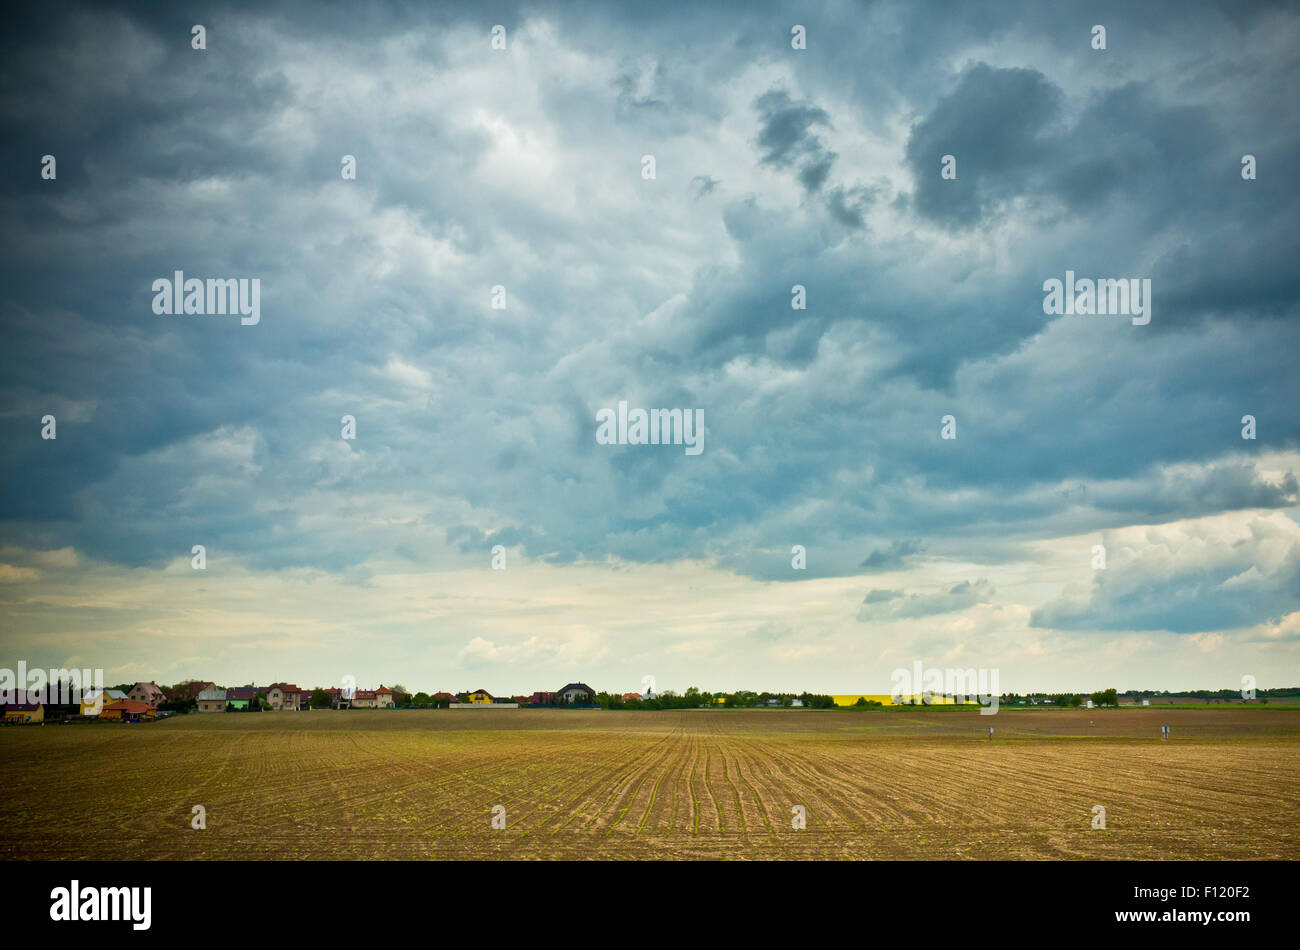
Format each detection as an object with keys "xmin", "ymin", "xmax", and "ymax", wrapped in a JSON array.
[
  {"xmin": 104, "ymin": 700, "xmax": 155, "ymax": 713},
  {"xmin": 197, "ymin": 688, "xmax": 227, "ymax": 701},
  {"xmin": 558, "ymin": 683, "xmax": 594, "ymax": 694},
  {"xmin": 228, "ymin": 687, "xmax": 259, "ymax": 701}
]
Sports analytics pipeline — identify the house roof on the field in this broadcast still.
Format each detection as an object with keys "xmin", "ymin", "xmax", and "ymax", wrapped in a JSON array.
[
  {"xmin": 269, "ymin": 683, "xmax": 301, "ymax": 692},
  {"xmin": 197, "ymin": 688, "xmax": 227, "ymax": 701},
  {"xmin": 103, "ymin": 700, "xmax": 155, "ymax": 713},
  {"xmin": 228, "ymin": 687, "xmax": 259, "ymax": 701},
  {"xmin": 559, "ymin": 683, "xmax": 594, "ymax": 694},
  {"xmin": 4, "ymin": 690, "xmax": 42, "ymax": 711}
]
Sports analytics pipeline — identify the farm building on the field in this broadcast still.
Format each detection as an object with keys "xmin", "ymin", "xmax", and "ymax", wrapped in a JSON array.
[
  {"xmin": 100, "ymin": 700, "xmax": 156, "ymax": 722},
  {"xmin": 128, "ymin": 682, "xmax": 166, "ymax": 706},
  {"xmin": 558, "ymin": 683, "xmax": 596, "ymax": 705},
  {"xmin": 79, "ymin": 689, "xmax": 128, "ymax": 716},
  {"xmin": 2, "ymin": 691, "xmax": 44, "ymax": 724},
  {"xmin": 196, "ymin": 688, "xmax": 227, "ymax": 713}
]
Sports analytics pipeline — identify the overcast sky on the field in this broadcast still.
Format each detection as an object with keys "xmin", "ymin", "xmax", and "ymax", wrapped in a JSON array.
[{"xmin": 1, "ymin": 0, "xmax": 1298, "ymax": 696}]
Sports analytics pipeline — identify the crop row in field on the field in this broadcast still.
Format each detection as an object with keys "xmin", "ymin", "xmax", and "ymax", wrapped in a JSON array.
[{"xmin": 1, "ymin": 709, "xmax": 1294, "ymax": 859}]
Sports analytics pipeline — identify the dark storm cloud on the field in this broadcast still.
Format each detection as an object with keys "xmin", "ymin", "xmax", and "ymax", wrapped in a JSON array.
[
  {"xmin": 0, "ymin": 0, "xmax": 1297, "ymax": 647},
  {"xmin": 753, "ymin": 88, "xmax": 836, "ymax": 193}
]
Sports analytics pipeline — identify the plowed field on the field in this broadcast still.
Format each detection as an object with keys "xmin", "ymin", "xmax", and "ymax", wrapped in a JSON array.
[{"xmin": 1, "ymin": 708, "xmax": 1295, "ymax": 859}]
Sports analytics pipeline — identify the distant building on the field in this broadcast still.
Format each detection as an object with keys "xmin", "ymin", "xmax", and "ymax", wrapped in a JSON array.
[
  {"xmin": 352, "ymin": 686, "xmax": 396, "ymax": 709},
  {"xmin": 80, "ymin": 689, "xmax": 127, "ymax": 717},
  {"xmin": 196, "ymin": 688, "xmax": 227, "ymax": 713},
  {"xmin": 128, "ymin": 682, "xmax": 166, "ymax": 706},
  {"xmin": 458, "ymin": 689, "xmax": 494, "ymax": 705},
  {"xmin": 558, "ymin": 683, "xmax": 595, "ymax": 705},
  {"xmin": 621, "ymin": 692, "xmax": 642, "ymax": 702},
  {"xmin": 166, "ymin": 681, "xmax": 215, "ymax": 703},
  {"xmin": 227, "ymin": 687, "xmax": 259, "ymax": 710},
  {"xmin": 2, "ymin": 690, "xmax": 44, "ymax": 724},
  {"xmin": 100, "ymin": 700, "xmax": 156, "ymax": 722},
  {"xmin": 264, "ymin": 684, "xmax": 302, "ymax": 711},
  {"xmin": 529, "ymin": 691, "xmax": 557, "ymax": 705}
]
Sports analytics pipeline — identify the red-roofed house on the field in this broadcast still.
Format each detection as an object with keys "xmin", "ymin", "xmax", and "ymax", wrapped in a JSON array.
[
  {"xmin": 352, "ymin": 686, "xmax": 395, "ymax": 709},
  {"xmin": 101, "ymin": 700, "xmax": 156, "ymax": 722},
  {"xmin": 265, "ymin": 684, "xmax": 302, "ymax": 711}
]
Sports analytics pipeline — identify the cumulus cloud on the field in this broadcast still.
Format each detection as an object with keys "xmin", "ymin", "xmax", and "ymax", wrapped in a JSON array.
[{"xmin": 1032, "ymin": 514, "xmax": 1300, "ymax": 633}]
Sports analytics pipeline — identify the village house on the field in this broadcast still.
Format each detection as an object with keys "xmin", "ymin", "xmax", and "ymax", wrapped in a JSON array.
[
  {"xmin": 100, "ymin": 700, "xmax": 156, "ymax": 722},
  {"xmin": 529, "ymin": 691, "xmax": 557, "ymax": 705},
  {"xmin": 458, "ymin": 689, "xmax": 494, "ymax": 705},
  {"xmin": 196, "ymin": 688, "xmax": 227, "ymax": 713},
  {"xmin": 2, "ymin": 690, "xmax": 44, "ymax": 724},
  {"xmin": 621, "ymin": 692, "xmax": 641, "ymax": 702},
  {"xmin": 226, "ymin": 687, "xmax": 258, "ymax": 710},
  {"xmin": 127, "ymin": 682, "xmax": 166, "ymax": 706},
  {"xmin": 166, "ymin": 680, "xmax": 215, "ymax": 703},
  {"xmin": 264, "ymin": 683, "xmax": 302, "ymax": 711},
  {"xmin": 80, "ymin": 689, "xmax": 128, "ymax": 716},
  {"xmin": 351, "ymin": 686, "xmax": 395, "ymax": 709},
  {"xmin": 558, "ymin": 683, "xmax": 595, "ymax": 705}
]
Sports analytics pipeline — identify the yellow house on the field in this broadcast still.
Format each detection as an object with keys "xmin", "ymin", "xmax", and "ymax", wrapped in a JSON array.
[
  {"xmin": 80, "ymin": 689, "xmax": 128, "ymax": 716},
  {"xmin": 3, "ymin": 700, "xmax": 44, "ymax": 723},
  {"xmin": 463, "ymin": 689, "xmax": 493, "ymax": 704}
]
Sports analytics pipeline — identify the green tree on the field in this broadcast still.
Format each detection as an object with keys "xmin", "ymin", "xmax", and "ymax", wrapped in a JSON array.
[{"xmin": 310, "ymin": 689, "xmax": 332, "ymax": 708}]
